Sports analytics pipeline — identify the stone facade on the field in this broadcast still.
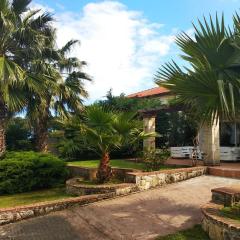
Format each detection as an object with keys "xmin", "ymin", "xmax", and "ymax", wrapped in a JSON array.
[
  {"xmin": 202, "ymin": 203, "xmax": 240, "ymax": 240},
  {"xmin": 126, "ymin": 167, "xmax": 207, "ymax": 190}
]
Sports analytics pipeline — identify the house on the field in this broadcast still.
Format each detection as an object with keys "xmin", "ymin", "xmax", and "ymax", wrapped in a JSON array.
[
  {"xmin": 127, "ymin": 86, "xmax": 174, "ymax": 104},
  {"xmin": 127, "ymin": 86, "xmax": 240, "ymax": 166}
]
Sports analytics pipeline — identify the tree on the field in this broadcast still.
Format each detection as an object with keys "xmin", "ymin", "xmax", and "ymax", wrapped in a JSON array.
[
  {"xmin": 27, "ymin": 36, "xmax": 91, "ymax": 152},
  {"xmin": 6, "ymin": 117, "xmax": 33, "ymax": 151},
  {"xmin": 81, "ymin": 105, "xmax": 155, "ymax": 183},
  {"xmin": 155, "ymin": 15, "xmax": 240, "ymax": 125},
  {"xmin": 97, "ymin": 89, "xmax": 162, "ymax": 112},
  {"xmin": 0, "ymin": 0, "xmax": 53, "ymax": 156}
]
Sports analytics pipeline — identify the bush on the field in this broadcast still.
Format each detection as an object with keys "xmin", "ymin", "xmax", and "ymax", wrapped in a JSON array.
[
  {"xmin": 142, "ymin": 149, "xmax": 170, "ymax": 171},
  {"xmin": 0, "ymin": 151, "xmax": 69, "ymax": 194}
]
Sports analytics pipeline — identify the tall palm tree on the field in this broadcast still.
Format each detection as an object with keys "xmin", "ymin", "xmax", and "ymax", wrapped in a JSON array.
[
  {"xmin": 0, "ymin": 0, "xmax": 53, "ymax": 156},
  {"xmin": 27, "ymin": 40, "xmax": 91, "ymax": 152},
  {"xmin": 156, "ymin": 15, "xmax": 240, "ymax": 124},
  {"xmin": 155, "ymin": 15, "xmax": 240, "ymax": 165}
]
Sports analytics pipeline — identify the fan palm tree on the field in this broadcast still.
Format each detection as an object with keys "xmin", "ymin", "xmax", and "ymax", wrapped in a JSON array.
[
  {"xmin": 0, "ymin": 0, "xmax": 54, "ymax": 156},
  {"xmin": 156, "ymin": 15, "xmax": 240, "ymax": 123},
  {"xmin": 27, "ymin": 40, "xmax": 91, "ymax": 152},
  {"xmin": 155, "ymin": 14, "xmax": 240, "ymax": 165},
  {"xmin": 82, "ymin": 105, "xmax": 156, "ymax": 183}
]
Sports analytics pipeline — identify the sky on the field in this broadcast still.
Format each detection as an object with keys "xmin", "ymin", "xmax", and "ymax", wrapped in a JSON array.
[{"xmin": 32, "ymin": 0, "xmax": 240, "ymax": 103}]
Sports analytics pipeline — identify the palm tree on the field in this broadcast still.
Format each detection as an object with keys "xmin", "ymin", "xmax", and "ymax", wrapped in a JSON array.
[
  {"xmin": 27, "ymin": 40, "xmax": 91, "ymax": 152},
  {"xmin": 82, "ymin": 105, "xmax": 155, "ymax": 183},
  {"xmin": 0, "ymin": 0, "xmax": 53, "ymax": 156},
  {"xmin": 155, "ymin": 15, "xmax": 240, "ymax": 165},
  {"xmin": 156, "ymin": 15, "xmax": 240, "ymax": 123}
]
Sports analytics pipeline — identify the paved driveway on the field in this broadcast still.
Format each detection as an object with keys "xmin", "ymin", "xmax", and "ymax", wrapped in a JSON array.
[{"xmin": 0, "ymin": 176, "xmax": 239, "ymax": 240}]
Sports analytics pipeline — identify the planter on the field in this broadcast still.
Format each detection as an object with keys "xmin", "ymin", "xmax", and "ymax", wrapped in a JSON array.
[
  {"xmin": 202, "ymin": 203, "xmax": 240, "ymax": 240},
  {"xmin": 66, "ymin": 178, "xmax": 138, "ymax": 196}
]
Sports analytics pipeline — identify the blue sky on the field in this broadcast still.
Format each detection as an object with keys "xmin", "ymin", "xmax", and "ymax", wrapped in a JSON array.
[
  {"xmin": 33, "ymin": 0, "xmax": 240, "ymax": 102},
  {"xmin": 38, "ymin": 0, "xmax": 240, "ymax": 29}
]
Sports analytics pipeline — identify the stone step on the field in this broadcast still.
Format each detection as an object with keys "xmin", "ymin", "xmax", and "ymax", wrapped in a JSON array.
[
  {"xmin": 211, "ymin": 185, "xmax": 240, "ymax": 206},
  {"xmin": 208, "ymin": 167, "xmax": 240, "ymax": 179}
]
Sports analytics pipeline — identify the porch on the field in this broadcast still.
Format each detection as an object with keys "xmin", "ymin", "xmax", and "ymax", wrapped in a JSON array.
[{"xmin": 141, "ymin": 106, "xmax": 240, "ymax": 167}]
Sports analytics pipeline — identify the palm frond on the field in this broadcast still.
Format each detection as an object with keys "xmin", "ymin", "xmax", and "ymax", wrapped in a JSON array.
[{"xmin": 12, "ymin": 0, "xmax": 31, "ymax": 15}]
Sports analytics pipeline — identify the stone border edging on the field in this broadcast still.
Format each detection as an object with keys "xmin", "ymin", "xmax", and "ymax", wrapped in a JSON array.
[
  {"xmin": 66, "ymin": 179, "xmax": 138, "ymax": 196},
  {"xmin": 126, "ymin": 166, "xmax": 207, "ymax": 190},
  {"xmin": 0, "ymin": 194, "xmax": 114, "ymax": 226},
  {"xmin": 127, "ymin": 166, "xmax": 206, "ymax": 176},
  {"xmin": 202, "ymin": 203, "xmax": 240, "ymax": 240}
]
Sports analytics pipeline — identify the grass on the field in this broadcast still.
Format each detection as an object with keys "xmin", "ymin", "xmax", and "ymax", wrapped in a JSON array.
[
  {"xmin": 67, "ymin": 159, "xmax": 172, "ymax": 171},
  {"xmin": 0, "ymin": 187, "xmax": 72, "ymax": 209},
  {"xmin": 156, "ymin": 225, "xmax": 210, "ymax": 240},
  {"xmin": 76, "ymin": 178, "xmax": 123, "ymax": 185},
  {"xmin": 220, "ymin": 203, "xmax": 240, "ymax": 222}
]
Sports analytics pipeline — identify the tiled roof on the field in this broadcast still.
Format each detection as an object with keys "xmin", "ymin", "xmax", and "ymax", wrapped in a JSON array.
[{"xmin": 127, "ymin": 87, "xmax": 171, "ymax": 98}]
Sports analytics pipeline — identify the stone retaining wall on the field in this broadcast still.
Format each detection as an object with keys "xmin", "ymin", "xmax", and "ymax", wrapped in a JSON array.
[
  {"xmin": 66, "ymin": 178, "xmax": 138, "ymax": 196},
  {"xmin": 202, "ymin": 203, "xmax": 240, "ymax": 240},
  {"xmin": 0, "ymin": 194, "xmax": 112, "ymax": 226},
  {"xmin": 126, "ymin": 167, "xmax": 207, "ymax": 190}
]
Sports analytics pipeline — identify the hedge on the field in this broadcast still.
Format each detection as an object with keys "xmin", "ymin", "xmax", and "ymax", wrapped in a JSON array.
[{"xmin": 0, "ymin": 151, "xmax": 68, "ymax": 194}]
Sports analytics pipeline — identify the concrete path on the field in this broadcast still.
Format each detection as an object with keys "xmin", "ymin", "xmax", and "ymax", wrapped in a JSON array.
[{"xmin": 0, "ymin": 176, "xmax": 239, "ymax": 240}]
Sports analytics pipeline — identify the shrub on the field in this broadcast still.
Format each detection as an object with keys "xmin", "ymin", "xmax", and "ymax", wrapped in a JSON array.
[
  {"xmin": 142, "ymin": 149, "xmax": 170, "ymax": 172},
  {"xmin": 0, "ymin": 151, "xmax": 69, "ymax": 194}
]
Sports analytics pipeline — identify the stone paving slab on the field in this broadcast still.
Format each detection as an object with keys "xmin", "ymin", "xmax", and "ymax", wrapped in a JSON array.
[{"xmin": 0, "ymin": 176, "xmax": 239, "ymax": 240}]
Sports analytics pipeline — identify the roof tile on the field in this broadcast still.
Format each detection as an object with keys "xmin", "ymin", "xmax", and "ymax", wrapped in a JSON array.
[{"xmin": 127, "ymin": 87, "xmax": 170, "ymax": 98}]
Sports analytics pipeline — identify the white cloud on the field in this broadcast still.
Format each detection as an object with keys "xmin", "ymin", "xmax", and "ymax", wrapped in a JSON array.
[{"xmin": 35, "ymin": 1, "xmax": 176, "ymax": 102}]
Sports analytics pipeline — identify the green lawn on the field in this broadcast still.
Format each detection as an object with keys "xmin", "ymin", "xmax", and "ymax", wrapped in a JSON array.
[
  {"xmin": 0, "ymin": 188, "xmax": 72, "ymax": 209},
  {"xmin": 156, "ymin": 225, "xmax": 210, "ymax": 240},
  {"xmin": 67, "ymin": 159, "xmax": 146, "ymax": 170},
  {"xmin": 67, "ymin": 159, "xmax": 173, "ymax": 171}
]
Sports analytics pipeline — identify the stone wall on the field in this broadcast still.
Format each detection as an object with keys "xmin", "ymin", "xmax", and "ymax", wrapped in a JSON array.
[
  {"xmin": 0, "ymin": 194, "xmax": 111, "ymax": 226},
  {"xmin": 126, "ymin": 167, "xmax": 207, "ymax": 190},
  {"xmin": 202, "ymin": 203, "xmax": 240, "ymax": 240},
  {"xmin": 66, "ymin": 178, "xmax": 138, "ymax": 196}
]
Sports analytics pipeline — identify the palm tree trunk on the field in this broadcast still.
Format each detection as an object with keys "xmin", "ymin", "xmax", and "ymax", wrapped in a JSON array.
[
  {"xmin": 0, "ymin": 120, "xmax": 6, "ymax": 157},
  {"xmin": 97, "ymin": 152, "xmax": 112, "ymax": 183},
  {"xmin": 34, "ymin": 101, "xmax": 50, "ymax": 152},
  {"xmin": 35, "ymin": 118, "xmax": 48, "ymax": 152},
  {"xmin": 0, "ymin": 97, "xmax": 7, "ymax": 157}
]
